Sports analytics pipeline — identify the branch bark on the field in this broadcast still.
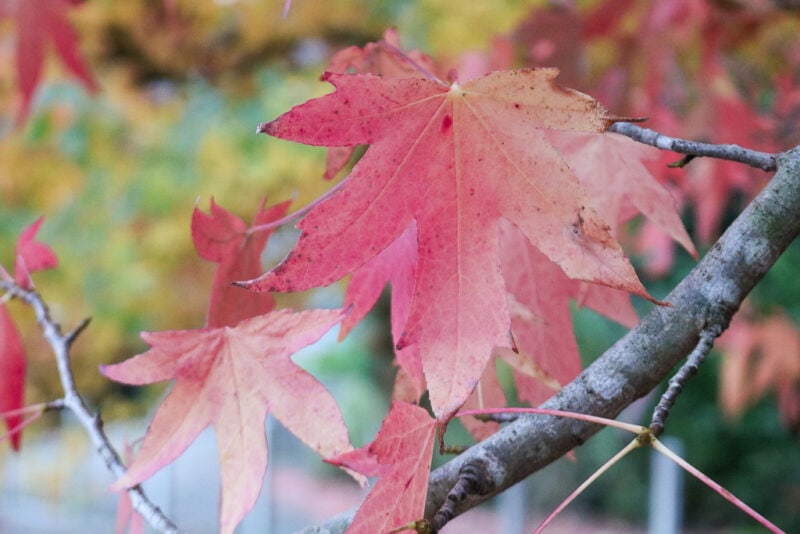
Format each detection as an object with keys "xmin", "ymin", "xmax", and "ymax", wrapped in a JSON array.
[{"xmin": 303, "ymin": 143, "xmax": 800, "ymax": 532}]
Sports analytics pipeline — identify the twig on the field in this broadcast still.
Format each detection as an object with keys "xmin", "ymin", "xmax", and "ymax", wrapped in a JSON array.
[
  {"xmin": 0, "ymin": 281, "xmax": 179, "ymax": 534},
  {"xmin": 608, "ymin": 121, "xmax": 778, "ymax": 171},
  {"xmin": 649, "ymin": 326, "xmax": 720, "ymax": 436},
  {"xmin": 429, "ymin": 460, "xmax": 494, "ymax": 533}
]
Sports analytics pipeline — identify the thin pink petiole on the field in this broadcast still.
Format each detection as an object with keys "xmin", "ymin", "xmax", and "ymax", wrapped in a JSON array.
[
  {"xmin": 378, "ymin": 38, "xmax": 446, "ymax": 86},
  {"xmin": 0, "ymin": 409, "xmax": 46, "ymax": 443},
  {"xmin": 652, "ymin": 439, "xmax": 786, "ymax": 534},
  {"xmin": 0, "ymin": 402, "xmax": 52, "ymax": 419},
  {"xmin": 248, "ymin": 179, "xmax": 347, "ymax": 235},
  {"xmin": 456, "ymin": 406, "xmax": 646, "ymax": 435},
  {"xmin": 533, "ymin": 438, "xmax": 642, "ymax": 534}
]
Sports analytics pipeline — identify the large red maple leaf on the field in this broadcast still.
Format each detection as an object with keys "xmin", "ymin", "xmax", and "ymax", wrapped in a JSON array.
[
  {"xmin": 242, "ymin": 68, "xmax": 650, "ymax": 422},
  {"xmin": 102, "ymin": 309, "xmax": 354, "ymax": 534}
]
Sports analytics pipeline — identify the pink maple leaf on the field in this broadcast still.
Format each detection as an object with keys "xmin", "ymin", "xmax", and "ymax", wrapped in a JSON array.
[
  {"xmin": 191, "ymin": 198, "xmax": 290, "ymax": 327},
  {"xmin": 102, "ymin": 309, "xmax": 358, "ymax": 534},
  {"xmin": 14, "ymin": 216, "xmax": 58, "ymax": 289},
  {"xmin": 0, "ymin": 304, "xmax": 26, "ymax": 451},
  {"xmin": 328, "ymin": 401, "xmax": 436, "ymax": 533}
]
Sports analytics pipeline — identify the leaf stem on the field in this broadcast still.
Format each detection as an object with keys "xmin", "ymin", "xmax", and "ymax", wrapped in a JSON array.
[
  {"xmin": 652, "ymin": 439, "xmax": 786, "ymax": 533},
  {"xmin": 377, "ymin": 38, "xmax": 445, "ymax": 85},
  {"xmin": 457, "ymin": 407, "xmax": 645, "ymax": 435},
  {"xmin": 0, "ymin": 410, "xmax": 46, "ymax": 444},
  {"xmin": 534, "ymin": 438, "xmax": 642, "ymax": 534},
  {"xmin": 248, "ymin": 179, "xmax": 346, "ymax": 234}
]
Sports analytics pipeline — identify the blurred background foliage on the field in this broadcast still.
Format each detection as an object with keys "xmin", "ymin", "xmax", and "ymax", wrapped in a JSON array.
[{"xmin": 1, "ymin": 0, "xmax": 799, "ymax": 531}]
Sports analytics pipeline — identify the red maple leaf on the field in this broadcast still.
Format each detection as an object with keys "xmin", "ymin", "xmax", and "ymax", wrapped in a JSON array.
[
  {"xmin": 339, "ymin": 225, "xmax": 426, "ymax": 400},
  {"xmin": 242, "ymin": 68, "xmax": 651, "ymax": 422},
  {"xmin": 0, "ymin": 304, "xmax": 26, "ymax": 451},
  {"xmin": 102, "ymin": 308, "xmax": 357, "ymax": 534},
  {"xmin": 14, "ymin": 216, "xmax": 59, "ymax": 289},
  {"xmin": 719, "ymin": 309, "xmax": 800, "ymax": 429},
  {"xmin": 328, "ymin": 401, "xmax": 436, "ymax": 534},
  {"xmin": 191, "ymin": 198, "xmax": 290, "ymax": 327},
  {"xmin": 4, "ymin": 0, "xmax": 99, "ymax": 124},
  {"xmin": 500, "ymin": 221, "xmax": 638, "ymax": 408},
  {"xmin": 458, "ymin": 221, "xmax": 641, "ymax": 442},
  {"xmin": 681, "ymin": 69, "xmax": 772, "ymax": 243},
  {"xmin": 550, "ymin": 131, "xmax": 696, "ymax": 259}
]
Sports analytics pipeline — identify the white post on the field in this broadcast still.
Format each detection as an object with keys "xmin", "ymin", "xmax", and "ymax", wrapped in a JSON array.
[{"xmin": 648, "ymin": 436, "xmax": 684, "ymax": 534}]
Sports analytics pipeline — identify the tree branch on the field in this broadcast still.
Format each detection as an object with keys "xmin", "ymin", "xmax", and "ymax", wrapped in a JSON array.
[
  {"xmin": 303, "ymin": 144, "xmax": 800, "ymax": 532},
  {"xmin": 608, "ymin": 122, "xmax": 778, "ymax": 171},
  {"xmin": 0, "ymin": 281, "xmax": 179, "ymax": 534}
]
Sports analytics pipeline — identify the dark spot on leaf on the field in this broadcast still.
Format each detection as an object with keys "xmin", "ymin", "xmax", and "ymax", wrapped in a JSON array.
[{"xmin": 441, "ymin": 115, "xmax": 453, "ymax": 133}]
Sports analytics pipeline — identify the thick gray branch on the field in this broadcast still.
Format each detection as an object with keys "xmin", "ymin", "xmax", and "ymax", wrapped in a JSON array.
[
  {"xmin": 0, "ymin": 282, "xmax": 179, "ymax": 534},
  {"xmin": 305, "ymin": 146, "xmax": 800, "ymax": 532}
]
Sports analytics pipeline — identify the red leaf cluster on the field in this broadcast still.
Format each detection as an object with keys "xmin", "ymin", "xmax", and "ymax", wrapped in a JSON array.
[
  {"xmin": 1, "ymin": 0, "xmax": 99, "ymax": 124},
  {"xmin": 719, "ymin": 309, "xmax": 800, "ymax": 431}
]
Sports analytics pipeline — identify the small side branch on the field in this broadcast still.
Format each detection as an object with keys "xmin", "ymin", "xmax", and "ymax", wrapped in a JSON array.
[
  {"xmin": 649, "ymin": 326, "xmax": 719, "ymax": 436},
  {"xmin": 430, "ymin": 460, "xmax": 494, "ymax": 533},
  {"xmin": 608, "ymin": 122, "xmax": 777, "ymax": 172},
  {"xmin": 0, "ymin": 281, "xmax": 179, "ymax": 534}
]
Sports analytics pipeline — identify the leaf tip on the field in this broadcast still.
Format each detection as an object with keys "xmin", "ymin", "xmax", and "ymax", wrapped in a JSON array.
[{"xmin": 231, "ymin": 280, "xmax": 252, "ymax": 290}]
